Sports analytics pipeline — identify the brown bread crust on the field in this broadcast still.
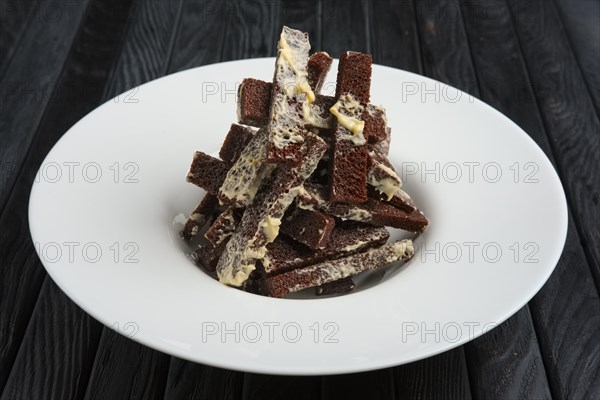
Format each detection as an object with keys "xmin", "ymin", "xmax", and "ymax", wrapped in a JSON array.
[
  {"xmin": 298, "ymin": 183, "xmax": 428, "ymax": 231},
  {"xmin": 219, "ymin": 124, "xmax": 256, "ymax": 166},
  {"xmin": 216, "ymin": 133, "xmax": 327, "ymax": 286},
  {"xmin": 186, "ymin": 152, "xmax": 229, "ymax": 195},
  {"xmin": 237, "ymin": 78, "xmax": 272, "ymax": 127},
  {"xmin": 307, "ymin": 51, "xmax": 333, "ymax": 93},
  {"xmin": 329, "ymin": 140, "xmax": 369, "ymax": 202},
  {"xmin": 265, "ymin": 240, "xmax": 414, "ymax": 297},
  {"xmin": 315, "ymin": 277, "xmax": 355, "ymax": 296},
  {"xmin": 204, "ymin": 207, "xmax": 242, "ymax": 247},
  {"xmin": 280, "ymin": 208, "xmax": 335, "ymax": 249},
  {"xmin": 329, "ymin": 52, "xmax": 373, "ymax": 203},
  {"xmin": 335, "ymin": 51, "xmax": 372, "ymax": 103},
  {"xmin": 194, "ymin": 241, "xmax": 226, "ymax": 272},
  {"xmin": 181, "ymin": 194, "xmax": 221, "ymax": 240},
  {"xmin": 264, "ymin": 221, "xmax": 389, "ymax": 276}
]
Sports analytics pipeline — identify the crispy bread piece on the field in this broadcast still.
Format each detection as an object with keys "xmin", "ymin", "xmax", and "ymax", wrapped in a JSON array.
[
  {"xmin": 186, "ymin": 152, "xmax": 229, "ymax": 195},
  {"xmin": 280, "ymin": 208, "xmax": 335, "ymax": 249},
  {"xmin": 218, "ymin": 128, "xmax": 275, "ymax": 207},
  {"xmin": 237, "ymin": 78, "xmax": 272, "ymax": 127},
  {"xmin": 266, "ymin": 27, "xmax": 314, "ymax": 164},
  {"xmin": 265, "ymin": 240, "xmax": 414, "ymax": 297},
  {"xmin": 219, "ymin": 123, "xmax": 256, "ymax": 166},
  {"xmin": 328, "ymin": 52, "xmax": 373, "ymax": 202},
  {"xmin": 263, "ymin": 221, "xmax": 389, "ymax": 276},
  {"xmin": 181, "ymin": 194, "xmax": 221, "ymax": 240},
  {"xmin": 216, "ymin": 133, "xmax": 327, "ymax": 287},
  {"xmin": 298, "ymin": 183, "xmax": 428, "ymax": 231},
  {"xmin": 307, "ymin": 51, "xmax": 333, "ymax": 93},
  {"xmin": 316, "ymin": 277, "xmax": 355, "ymax": 296}
]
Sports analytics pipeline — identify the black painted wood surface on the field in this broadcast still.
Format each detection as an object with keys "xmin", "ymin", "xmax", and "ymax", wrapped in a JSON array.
[{"xmin": 0, "ymin": 1, "xmax": 598, "ymax": 399}]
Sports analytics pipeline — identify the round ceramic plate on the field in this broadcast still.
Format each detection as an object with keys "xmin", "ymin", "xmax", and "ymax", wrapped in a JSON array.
[{"xmin": 29, "ymin": 58, "xmax": 567, "ymax": 375}]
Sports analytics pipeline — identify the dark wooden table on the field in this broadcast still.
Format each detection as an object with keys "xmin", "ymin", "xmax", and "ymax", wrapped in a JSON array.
[{"xmin": 1, "ymin": 0, "xmax": 599, "ymax": 399}]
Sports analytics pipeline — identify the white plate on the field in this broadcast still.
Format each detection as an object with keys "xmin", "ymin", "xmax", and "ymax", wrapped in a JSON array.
[{"xmin": 29, "ymin": 58, "xmax": 567, "ymax": 375}]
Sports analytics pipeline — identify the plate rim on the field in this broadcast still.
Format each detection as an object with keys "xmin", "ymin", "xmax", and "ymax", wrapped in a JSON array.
[{"xmin": 28, "ymin": 57, "xmax": 569, "ymax": 375}]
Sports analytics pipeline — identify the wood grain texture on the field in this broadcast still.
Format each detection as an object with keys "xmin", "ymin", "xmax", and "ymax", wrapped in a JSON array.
[
  {"xmin": 0, "ymin": 0, "xmax": 134, "ymax": 396},
  {"xmin": 370, "ymin": 0, "xmax": 422, "ymax": 72},
  {"xmin": 462, "ymin": 1, "xmax": 600, "ymax": 398},
  {"xmin": 459, "ymin": 0, "xmax": 542, "ymax": 145},
  {"xmin": 322, "ymin": 369, "xmax": 395, "ymax": 400},
  {"xmin": 242, "ymin": 374, "xmax": 320, "ymax": 400},
  {"xmin": 414, "ymin": 0, "xmax": 477, "ymax": 94},
  {"xmin": 103, "ymin": 0, "xmax": 184, "ymax": 99},
  {"xmin": 0, "ymin": 280, "xmax": 103, "ymax": 400},
  {"xmin": 0, "ymin": 0, "xmax": 91, "ymax": 213},
  {"xmin": 465, "ymin": 307, "xmax": 552, "ymax": 400},
  {"xmin": 168, "ymin": 0, "xmax": 229, "ymax": 73},
  {"xmin": 554, "ymin": 0, "xmax": 600, "ymax": 116},
  {"xmin": 412, "ymin": 1, "xmax": 554, "ymax": 398},
  {"xmin": 321, "ymin": 0, "xmax": 370, "ymax": 56},
  {"xmin": 0, "ymin": 1, "xmax": 597, "ymax": 398},
  {"xmin": 0, "ymin": 208, "xmax": 47, "ymax": 393},
  {"xmin": 223, "ymin": 0, "xmax": 281, "ymax": 60},
  {"xmin": 0, "ymin": 0, "xmax": 38, "ymax": 77},
  {"xmin": 279, "ymin": 0, "xmax": 322, "ymax": 51},
  {"xmin": 394, "ymin": 348, "xmax": 472, "ymax": 399},
  {"xmin": 163, "ymin": 358, "xmax": 243, "ymax": 400},
  {"xmin": 530, "ymin": 219, "xmax": 600, "ymax": 399},
  {"xmin": 83, "ymin": 330, "xmax": 170, "ymax": 400},
  {"xmin": 507, "ymin": 0, "xmax": 600, "ymax": 293}
]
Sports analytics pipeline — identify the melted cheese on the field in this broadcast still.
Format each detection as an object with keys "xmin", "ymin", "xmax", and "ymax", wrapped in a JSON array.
[
  {"xmin": 393, "ymin": 240, "xmax": 415, "ymax": 259},
  {"xmin": 330, "ymin": 94, "xmax": 366, "ymax": 145},
  {"xmin": 261, "ymin": 215, "xmax": 282, "ymax": 243},
  {"xmin": 342, "ymin": 240, "xmax": 367, "ymax": 252},
  {"xmin": 272, "ymin": 29, "xmax": 316, "ymax": 149}
]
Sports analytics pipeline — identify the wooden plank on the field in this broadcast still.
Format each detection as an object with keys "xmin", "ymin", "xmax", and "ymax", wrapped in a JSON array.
[
  {"xmin": 459, "ymin": 0, "xmax": 543, "ymax": 144},
  {"xmin": 0, "ymin": 0, "xmax": 134, "ymax": 395},
  {"xmin": 321, "ymin": 0, "xmax": 370, "ymax": 56},
  {"xmin": 222, "ymin": 1, "xmax": 281, "ymax": 60},
  {"xmin": 507, "ymin": 0, "xmax": 600, "ymax": 290},
  {"xmin": 163, "ymin": 358, "xmax": 243, "ymax": 400},
  {"xmin": 242, "ymin": 374, "xmax": 320, "ymax": 400},
  {"xmin": 0, "ymin": 0, "xmax": 38, "ymax": 76},
  {"xmin": 413, "ymin": 0, "xmax": 477, "ymax": 94},
  {"xmin": 464, "ymin": 307, "xmax": 552, "ymax": 399},
  {"xmin": 103, "ymin": 0, "xmax": 184, "ymax": 98},
  {"xmin": 371, "ymin": 0, "xmax": 422, "ymax": 73},
  {"xmin": 81, "ymin": 2, "xmax": 184, "ymax": 399},
  {"xmin": 0, "ymin": 0, "xmax": 91, "ymax": 213},
  {"xmin": 83, "ymin": 330, "xmax": 170, "ymax": 400},
  {"xmin": 530, "ymin": 219, "xmax": 600, "ymax": 399},
  {"xmin": 462, "ymin": 1, "xmax": 600, "ymax": 398},
  {"xmin": 554, "ymin": 0, "xmax": 600, "ymax": 115},
  {"xmin": 168, "ymin": 0, "xmax": 229, "ymax": 72},
  {"xmin": 322, "ymin": 369, "xmax": 395, "ymax": 400},
  {"xmin": 411, "ymin": 1, "xmax": 554, "ymax": 398},
  {"xmin": 394, "ymin": 348, "xmax": 471, "ymax": 399},
  {"xmin": 0, "ymin": 280, "xmax": 103, "ymax": 400},
  {"xmin": 279, "ymin": 0, "xmax": 322, "ymax": 51}
]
